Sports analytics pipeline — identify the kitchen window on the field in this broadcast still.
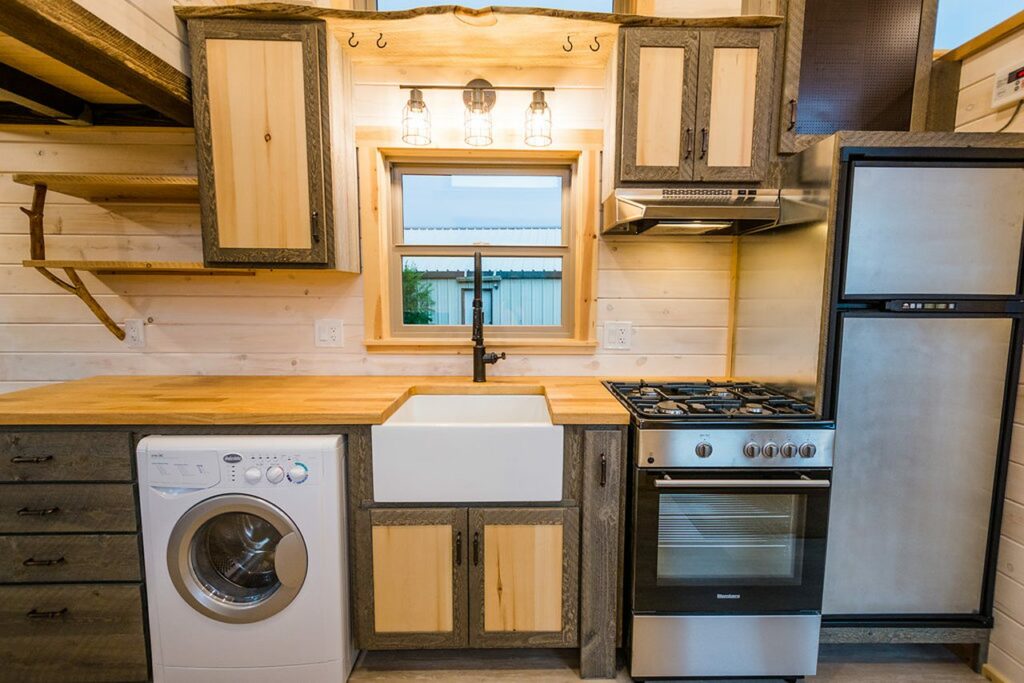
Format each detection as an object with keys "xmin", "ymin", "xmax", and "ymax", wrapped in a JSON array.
[{"xmin": 390, "ymin": 164, "xmax": 574, "ymax": 338}]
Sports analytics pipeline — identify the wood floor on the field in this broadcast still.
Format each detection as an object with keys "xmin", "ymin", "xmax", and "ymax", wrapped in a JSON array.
[{"xmin": 350, "ymin": 645, "xmax": 986, "ymax": 682}]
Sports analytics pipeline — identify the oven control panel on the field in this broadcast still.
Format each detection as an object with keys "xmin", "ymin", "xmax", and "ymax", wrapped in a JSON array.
[{"xmin": 637, "ymin": 428, "xmax": 834, "ymax": 468}]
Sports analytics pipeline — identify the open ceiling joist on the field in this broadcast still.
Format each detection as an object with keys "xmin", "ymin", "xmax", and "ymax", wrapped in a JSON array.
[
  {"xmin": 0, "ymin": 63, "xmax": 92, "ymax": 125},
  {"xmin": 0, "ymin": 0, "xmax": 193, "ymax": 125}
]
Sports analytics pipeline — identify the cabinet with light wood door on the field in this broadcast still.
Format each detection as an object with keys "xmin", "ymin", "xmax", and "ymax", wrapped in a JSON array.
[
  {"xmin": 618, "ymin": 27, "xmax": 776, "ymax": 183},
  {"xmin": 187, "ymin": 19, "xmax": 340, "ymax": 268}
]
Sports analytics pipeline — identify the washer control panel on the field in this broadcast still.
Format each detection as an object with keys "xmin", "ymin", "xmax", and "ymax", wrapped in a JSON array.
[{"xmin": 144, "ymin": 450, "xmax": 320, "ymax": 488}]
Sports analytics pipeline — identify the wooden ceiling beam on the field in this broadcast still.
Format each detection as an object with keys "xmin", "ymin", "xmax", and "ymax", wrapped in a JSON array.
[
  {"xmin": 0, "ymin": 63, "xmax": 91, "ymax": 125},
  {"xmin": 0, "ymin": 0, "xmax": 193, "ymax": 125}
]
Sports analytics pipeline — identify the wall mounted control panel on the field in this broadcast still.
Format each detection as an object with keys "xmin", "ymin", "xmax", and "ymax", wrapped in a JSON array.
[{"xmin": 993, "ymin": 60, "xmax": 1024, "ymax": 109}]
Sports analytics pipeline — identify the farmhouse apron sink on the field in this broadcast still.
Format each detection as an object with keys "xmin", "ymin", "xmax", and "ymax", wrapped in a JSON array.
[{"xmin": 370, "ymin": 394, "xmax": 564, "ymax": 502}]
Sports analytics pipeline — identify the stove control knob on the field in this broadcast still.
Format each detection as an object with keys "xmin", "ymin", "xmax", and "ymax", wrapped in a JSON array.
[
  {"xmin": 799, "ymin": 443, "xmax": 817, "ymax": 458},
  {"xmin": 243, "ymin": 467, "xmax": 262, "ymax": 485},
  {"xmin": 743, "ymin": 442, "xmax": 761, "ymax": 458},
  {"xmin": 780, "ymin": 442, "xmax": 797, "ymax": 458},
  {"xmin": 694, "ymin": 442, "xmax": 713, "ymax": 458},
  {"xmin": 762, "ymin": 442, "xmax": 778, "ymax": 458},
  {"xmin": 266, "ymin": 465, "xmax": 285, "ymax": 484}
]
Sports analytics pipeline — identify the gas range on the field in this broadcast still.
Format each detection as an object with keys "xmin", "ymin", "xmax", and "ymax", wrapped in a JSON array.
[{"xmin": 606, "ymin": 380, "xmax": 819, "ymax": 423}]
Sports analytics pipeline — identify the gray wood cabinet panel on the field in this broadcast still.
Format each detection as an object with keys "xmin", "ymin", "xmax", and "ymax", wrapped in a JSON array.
[
  {"xmin": 0, "ymin": 584, "xmax": 147, "ymax": 683},
  {"xmin": 0, "ymin": 484, "xmax": 137, "ymax": 534},
  {"xmin": 0, "ymin": 431, "xmax": 131, "ymax": 482},
  {"xmin": 0, "ymin": 535, "xmax": 141, "ymax": 583}
]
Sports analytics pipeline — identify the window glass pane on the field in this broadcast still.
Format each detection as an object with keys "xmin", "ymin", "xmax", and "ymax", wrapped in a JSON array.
[
  {"xmin": 401, "ymin": 256, "xmax": 562, "ymax": 326},
  {"xmin": 379, "ymin": 0, "xmax": 612, "ymax": 10},
  {"xmin": 401, "ymin": 174, "xmax": 563, "ymax": 246}
]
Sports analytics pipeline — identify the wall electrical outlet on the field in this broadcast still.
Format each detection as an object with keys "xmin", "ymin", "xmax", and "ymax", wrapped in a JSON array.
[
  {"xmin": 604, "ymin": 321, "xmax": 632, "ymax": 350},
  {"xmin": 124, "ymin": 319, "xmax": 146, "ymax": 348},
  {"xmin": 315, "ymin": 319, "xmax": 344, "ymax": 348}
]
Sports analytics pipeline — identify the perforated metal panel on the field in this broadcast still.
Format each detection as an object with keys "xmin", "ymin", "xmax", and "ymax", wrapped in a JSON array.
[{"xmin": 795, "ymin": 0, "xmax": 922, "ymax": 135}]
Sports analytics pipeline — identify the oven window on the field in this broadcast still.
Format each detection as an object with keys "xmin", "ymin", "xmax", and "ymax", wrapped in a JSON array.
[{"xmin": 657, "ymin": 493, "xmax": 806, "ymax": 585}]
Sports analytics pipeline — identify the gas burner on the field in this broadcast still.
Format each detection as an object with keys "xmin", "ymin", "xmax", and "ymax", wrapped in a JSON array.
[
  {"xmin": 605, "ymin": 380, "xmax": 817, "ymax": 423},
  {"xmin": 731, "ymin": 403, "xmax": 772, "ymax": 416},
  {"xmin": 653, "ymin": 400, "xmax": 688, "ymax": 415}
]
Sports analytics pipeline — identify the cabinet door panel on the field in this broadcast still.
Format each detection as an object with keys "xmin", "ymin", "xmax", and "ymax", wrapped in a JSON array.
[
  {"xmin": 695, "ymin": 29, "xmax": 775, "ymax": 182},
  {"xmin": 469, "ymin": 507, "xmax": 578, "ymax": 648},
  {"xmin": 365, "ymin": 507, "xmax": 467, "ymax": 648},
  {"xmin": 620, "ymin": 29, "xmax": 699, "ymax": 182}
]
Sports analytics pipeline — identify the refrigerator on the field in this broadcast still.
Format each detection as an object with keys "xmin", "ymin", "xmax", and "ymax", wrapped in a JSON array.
[{"xmin": 807, "ymin": 137, "xmax": 1024, "ymax": 627}]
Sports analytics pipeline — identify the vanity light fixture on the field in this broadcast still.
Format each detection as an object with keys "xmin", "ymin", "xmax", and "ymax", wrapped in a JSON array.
[
  {"xmin": 524, "ymin": 90, "xmax": 552, "ymax": 147},
  {"xmin": 401, "ymin": 88, "xmax": 431, "ymax": 146},
  {"xmin": 463, "ymin": 78, "xmax": 495, "ymax": 147},
  {"xmin": 399, "ymin": 82, "xmax": 555, "ymax": 148}
]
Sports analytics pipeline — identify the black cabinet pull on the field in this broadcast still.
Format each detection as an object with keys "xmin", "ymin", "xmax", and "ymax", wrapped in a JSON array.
[
  {"xmin": 17, "ymin": 506, "xmax": 60, "ymax": 517},
  {"xmin": 600, "ymin": 454, "xmax": 607, "ymax": 487},
  {"xmin": 311, "ymin": 210, "xmax": 321, "ymax": 243},
  {"xmin": 472, "ymin": 532, "xmax": 480, "ymax": 566},
  {"xmin": 10, "ymin": 455, "xmax": 53, "ymax": 464},
  {"xmin": 455, "ymin": 531, "xmax": 462, "ymax": 566},
  {"xmin": 23, "ymin": 556, "xmax": 66, "ymax": 567},
  {"xmin": 787, "ymin": 98, "xmax": 797, "ymax": 131},
  {"xmin": 699, "ymin": 128, "xmax": 708, "ymax": 160},
  {"xmin": 683, "ymin": 128, "xmax": 693, "ymax": 160},
  {"xmin": 26, "ymin": 607, "xmax": 67, "ymax": 620}
]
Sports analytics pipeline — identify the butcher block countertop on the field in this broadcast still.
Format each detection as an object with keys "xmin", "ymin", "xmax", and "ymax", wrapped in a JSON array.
[{"xmin": 0, "ymin": 375, "xmax": 630, "ymax": 426}]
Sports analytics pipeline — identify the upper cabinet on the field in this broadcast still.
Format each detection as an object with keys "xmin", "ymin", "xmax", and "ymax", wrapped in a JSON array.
[
  {"xmin": 618, "ymin": 27, "xmax": 776, "ymax": 184},
  {"xmin": 187, "ymin": 19, "xmax": 358, "ymax": 270},
  {"xmin": 777, "ymin": 0, "xmax": 936, "ymax": 153}
]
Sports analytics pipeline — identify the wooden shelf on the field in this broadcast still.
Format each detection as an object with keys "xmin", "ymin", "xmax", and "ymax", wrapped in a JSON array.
[
  {"xmin": 12, "ymin": 173, "xmax": 199, "ymax": 203},
  {"xmin": 23, "ymin": 260, "xmax": 256, "ymax": 276}
]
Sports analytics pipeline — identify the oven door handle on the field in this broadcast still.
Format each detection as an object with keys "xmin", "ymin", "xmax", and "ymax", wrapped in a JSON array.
[{"xmin": 653, "ymin": 477, "xmax": 830, "ymax": 489}]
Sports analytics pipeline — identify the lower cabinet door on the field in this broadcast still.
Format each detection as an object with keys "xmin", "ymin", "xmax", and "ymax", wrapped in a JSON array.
[
  {"xmin": 367, "ymin": 507, "xmax": 468, "ymax": 648},
  {"xmin": 469, "ymin": 507, "xmax": 579, "ymax": 647},
  {"xmin": 0, "ymin": 584, "xmax": 147, "ymax": 683}
]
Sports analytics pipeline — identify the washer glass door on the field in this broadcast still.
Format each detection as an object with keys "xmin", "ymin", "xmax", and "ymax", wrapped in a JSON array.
[{"xmin": 168, "ymin": 494, "xmax": 307, "ymax": 623}]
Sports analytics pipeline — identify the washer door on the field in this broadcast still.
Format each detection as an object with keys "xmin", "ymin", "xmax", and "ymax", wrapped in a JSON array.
[{"xmin": 167, "ymin": 494, "xmax": 308, "ymax": 624}]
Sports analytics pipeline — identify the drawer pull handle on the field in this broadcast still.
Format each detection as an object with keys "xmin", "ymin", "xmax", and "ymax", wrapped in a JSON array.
[
  {"xmin": 26, "ymin": 607, "xmax": 68, "ymax": 620},
  {"xmin": 17, "ymin": 506, "xmax": 60, "ymax": 516},
  {"xmin": 23, "ymin": 556, "xmax": 66, "ymax": 567},
  {"xmin": 600, "ymin": 453, "xmax": 607, "ymax": 487},
  {"xmin": 10, "ymin": 455, "xmax": 53, "ymax": 464}
]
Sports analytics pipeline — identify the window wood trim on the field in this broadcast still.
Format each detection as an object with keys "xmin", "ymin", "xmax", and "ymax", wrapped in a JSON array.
[{"xmin": 357, "ymin": 138, "xmax": 600, "ymax": 355}]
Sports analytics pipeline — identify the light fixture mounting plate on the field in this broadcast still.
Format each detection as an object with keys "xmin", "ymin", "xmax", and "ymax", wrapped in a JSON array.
[{"xmin": 463, "ymin": 78, "xmax": 496, "ymax": 111}]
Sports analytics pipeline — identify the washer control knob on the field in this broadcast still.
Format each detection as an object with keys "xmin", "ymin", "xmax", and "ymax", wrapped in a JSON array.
[
  {"xmin": 762, "ymin": 442, "xmax": 779, "ymax": 458},
  {"xmin": 266, "ymin": 465, "xmax": 285, "ymax": 484},
  {"xmin": 743, "ymin": 442, "xmax": 761, "ymax": 458},
  {"xmin": 799, "ymin": 443, "xmax": 817, "ymax": 458},
  {"xmin": 287, "ymin": 463, "xmax": 309, "ymax": 484},
  {"xmin": 694, "ymin": 442, "xmax": 713, "ymax": 458},
  {"xmin": 780, "ymin": 442, "xmax": 797, "ymax": 458},
  {"xmin": 243, "ymin": 467, "xmax": 262, "ymax": 484}
]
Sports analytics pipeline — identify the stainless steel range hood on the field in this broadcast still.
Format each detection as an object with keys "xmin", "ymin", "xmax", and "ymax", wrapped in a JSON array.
[{"xmin": 602, "ymin": 188, "xmax": 781, "ymax": 236}]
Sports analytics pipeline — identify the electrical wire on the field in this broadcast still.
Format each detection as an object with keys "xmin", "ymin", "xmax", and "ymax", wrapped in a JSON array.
[{"xmin": 996, "ymin": 100, "xmax": 1024, "ymax": 132}]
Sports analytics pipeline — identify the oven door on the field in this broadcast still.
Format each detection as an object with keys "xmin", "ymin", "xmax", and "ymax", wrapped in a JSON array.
[{"xmin": 632, "ymin": 469, "xmax": 830, "ymax": 614}]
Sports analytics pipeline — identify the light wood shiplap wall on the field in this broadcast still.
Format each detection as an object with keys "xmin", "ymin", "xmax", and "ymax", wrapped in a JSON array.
[
  {"xmin": 950, "ymin": 26, "xmax": 1024, "ymax": 683},
  {"xmin": 0, "ymin": 65, "xmax": 731, "ymax": 392}
]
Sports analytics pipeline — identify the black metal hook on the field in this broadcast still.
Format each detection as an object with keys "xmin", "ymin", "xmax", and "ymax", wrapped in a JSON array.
[
  {"xmin": 590, "ymin": 36, "xmax": 601, "ymax": 52},
  {"xmin": 348, "ymin": 32, "xmax": 359, "ymax": 48},
  {"xmin": 376, "ymin": 32, "xmax": 387, "ymax": 49},
  {"xmin": 563, "ymin": 35, "xmax": 573, "ymax": 52}
]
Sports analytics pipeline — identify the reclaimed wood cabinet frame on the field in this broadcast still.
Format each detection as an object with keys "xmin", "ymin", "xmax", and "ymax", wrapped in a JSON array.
[
  {"xmin": 694, "ymin": 28, "xmax": 776, "ymax": 182},
  {"xmin": 776, "ymin": 0, "xmax": 937, "ymax": 154},
  {"xmin": 468, "ymin": 506, "xmax": 579, "ymax": 648},
  {"xmin": 188, "ymin": 19, "xmax": 335, "ymax": 267}
]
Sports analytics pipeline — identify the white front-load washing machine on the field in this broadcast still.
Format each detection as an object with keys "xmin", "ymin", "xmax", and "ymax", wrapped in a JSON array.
[{"xmin": 137, "ymin": 435, "xmax": 355, "ymax": 683}]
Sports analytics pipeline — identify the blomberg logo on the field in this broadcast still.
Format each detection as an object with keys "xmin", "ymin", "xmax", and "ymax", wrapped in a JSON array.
[{"xmin": 716, "ymin": 593, "xmax": 741, "ymax": 600}]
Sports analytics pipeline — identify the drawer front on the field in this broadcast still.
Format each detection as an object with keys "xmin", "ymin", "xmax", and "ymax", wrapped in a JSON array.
[
  {"xmin": 0, "ymin": 534, "xmax": 140, "ymax": 583},
  {"xmin": 0, "ymin": 431, "xmax": 131, "ymax": 482},
  {"xmin": 0, "ymin": 484, "xmax": 137, "ymax": 533},
  {"xmin": 0, "ymin": 584, "xmax": 147, "ymax": 683}
]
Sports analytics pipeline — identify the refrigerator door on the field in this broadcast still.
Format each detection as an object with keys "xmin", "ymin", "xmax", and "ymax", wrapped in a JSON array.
[
  {"xmin": 843, "ymin": 164, "xmax": 1024, "ymax": 298},
  {"xmin": 824, "ymin": 314, "xmax": 1012, "ymax": 616}
]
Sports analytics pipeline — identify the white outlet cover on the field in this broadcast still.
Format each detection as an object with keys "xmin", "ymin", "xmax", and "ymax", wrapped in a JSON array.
[
  {"xmin": 315, "ymin": 319, "xmax": 344, "ymax": 348},
  {"xmin": 603, "ymin": 321, "xmax": 632, "ymax": 350},
  {"xmin": 123, "ymin": 319, "xmax": 145, "ymax": 348}
]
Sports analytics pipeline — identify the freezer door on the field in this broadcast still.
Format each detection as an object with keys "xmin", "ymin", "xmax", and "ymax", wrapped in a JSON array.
[
  {"xmin": 843, "ymin": 164, "xmax": 1024, "ymax": 297},
  {"xmin": 824, "ymin": 315, "xmax": 1012, "ymax": 616}
]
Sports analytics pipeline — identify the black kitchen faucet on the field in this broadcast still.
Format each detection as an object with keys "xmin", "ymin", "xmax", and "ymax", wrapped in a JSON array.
[{"xmin": 472, "ymin": 251, "xmax": 505, "ymax": 382}]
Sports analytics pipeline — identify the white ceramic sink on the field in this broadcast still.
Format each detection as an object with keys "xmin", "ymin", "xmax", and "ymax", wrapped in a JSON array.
[{"xmin": 370, "ymin": 394, "xmax": 564, "ymax": 503}]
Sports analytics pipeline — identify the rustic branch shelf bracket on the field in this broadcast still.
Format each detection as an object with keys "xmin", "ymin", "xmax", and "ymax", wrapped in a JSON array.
[{"xmin": 20, "ymin": 182, "xmax": 126, "ymax": 341}]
